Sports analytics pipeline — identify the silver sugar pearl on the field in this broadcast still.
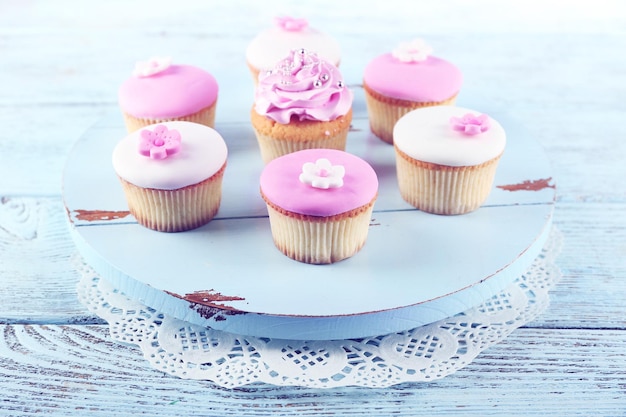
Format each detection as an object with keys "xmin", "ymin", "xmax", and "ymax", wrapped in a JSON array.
[
  {"xmin": 320, "ymin": 73, "xmax": 329, "ymax": 82},
  {"xmin": 314, "ymin": 79, "xmax": 323, "ymax": 88},
  {"xmin": 337, "ymin": 80, "xmax": 344, "ymax": 88}
]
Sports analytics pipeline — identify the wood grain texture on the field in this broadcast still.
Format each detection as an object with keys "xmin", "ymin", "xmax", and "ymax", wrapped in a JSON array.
[
  {"xmin": 0, "ymin": 325, "xmax": 624, "ymax": 416},
  {"xmin": 0, "ymin": 196, "xmax": 99, "ymax": 324},
  {"xmin": 0, "ymin": 0, "xmax": 624, "ymax": 415}
]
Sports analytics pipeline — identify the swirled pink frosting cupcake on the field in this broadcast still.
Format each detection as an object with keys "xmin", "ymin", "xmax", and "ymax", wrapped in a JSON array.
[
  {"xmin": 363, "ymin": 39, "xmax": 463, "ymax": 144},
  {"xmin": 250, "ymin": 48, "xmax": 353, "ymax": 164},
  {"xmin": 260, "ymin": 148, "xmax": 378, "ymax": 264}
]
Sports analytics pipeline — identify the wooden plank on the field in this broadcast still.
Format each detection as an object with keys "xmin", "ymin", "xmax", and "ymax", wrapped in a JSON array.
[
  {"xmin": 0, "ymin": 105, "xmax": 113, "ymax": 196},
  {"xmin": 0, "ymin": 197, "xmax": 98, "ymax": 323},
  {"xmin": 0, "ymin": 325, "xmax": 624, "ymax": 416}
]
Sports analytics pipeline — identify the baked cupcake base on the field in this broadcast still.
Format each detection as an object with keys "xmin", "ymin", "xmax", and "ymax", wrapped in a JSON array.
[
  {"xmin": 118, "ymin": 163, "xmax": 226, "ymax": 232},
  {"xmin": 122, "ymin": 101, "xmax": 217, "ymax": 133},
  {"xmin": 251, "ymin": 108, "xmax": 352, "ymax": 164},
  {"xmin": 395, "ymin": 147, "xmax": 501, "ymax": 215},
  {"xmin": 364, "ymin": 83, "xmax": 457, "ymax": 144},
  {"xmin": 263, "ymin": 196, "xmax": 375, "ymax": 264}
]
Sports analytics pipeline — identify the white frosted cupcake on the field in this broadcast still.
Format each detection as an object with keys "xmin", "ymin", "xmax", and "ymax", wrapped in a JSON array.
[
  {"xmin": 246, "ymin": 16, "xmax": 341, "ymax": 84},
  {"xmin": 112, "ymin": 121, "xmax": 227, "ymax": 232},
  {"xmin": 393, "ymin": 106, "xmax": 505, "ymax": 215}
]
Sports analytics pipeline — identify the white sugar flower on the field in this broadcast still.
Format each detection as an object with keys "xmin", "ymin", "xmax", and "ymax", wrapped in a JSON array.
[
  {"xmin": 299, "ymin": 158, "xmax": 345, "ymax": 189},
  {"xmin": 133, "ymin": 56, "xmax": 172, "ymax": 77},
  {"xmin": 392, "ymin": 39, "xmax": 433, "ymax": 63}
]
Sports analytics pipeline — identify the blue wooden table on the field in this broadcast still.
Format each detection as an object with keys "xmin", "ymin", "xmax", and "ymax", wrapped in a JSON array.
[{"xmin": 1, "ymin": 1, "xmax": 625, "ymax": 415}]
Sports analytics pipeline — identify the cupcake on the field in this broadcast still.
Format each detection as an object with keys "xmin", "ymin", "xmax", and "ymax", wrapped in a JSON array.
[
  {"xmin": 260, "ymin": 149, "xmax": 378, "ymax": 264},
  {"xmin": 118, "ymin": 57, "xmax": 219, "ymax": 133},
  {"xmin": 112, "ymin": 121, "xmax": 228, "ymax": 232},
  {"xmin": 393, "ymin": 106, "xmax": 505, "ymax": 215},
  {"xmin": 363, "ymin": 39, "xmax": 463, "ymax": 144},
  {"xmin": 246, "ymin": 16, "xmax": 341, "ymax": 84},
  {"xmin": 251, "ymin": 48, "xmax": 353, "ymax": 164}
]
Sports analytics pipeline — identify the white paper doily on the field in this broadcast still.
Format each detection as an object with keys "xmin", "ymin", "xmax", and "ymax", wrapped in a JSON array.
[{"xmin": 75, "ymin": 228, "xmax": 562, "ymax": 389}]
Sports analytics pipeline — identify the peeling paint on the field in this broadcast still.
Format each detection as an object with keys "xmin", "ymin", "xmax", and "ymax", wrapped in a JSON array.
[
  {"xmin": 74, "ymin": 209, "xmax": 131, "ymax": 221},
  {"xmin": 183, "ymin": 290, "xmax": 246, "ymax": 310},
  {"xmin": 167, "ymin": 290, "xmax": 247, "ymax": 320},
  {"xmin": 191, "ymin": 303, "xmax": 247, "ymax": 321},
  {"xmin": 497, "ymin": 177, "xmax": 555, "ymax": 192}
]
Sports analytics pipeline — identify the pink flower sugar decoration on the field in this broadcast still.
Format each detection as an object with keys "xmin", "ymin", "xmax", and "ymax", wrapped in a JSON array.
[
  {"xmin": 139, "ymin": 125, "xmax": 181, "ymax": 160},
  {"xmin": 449, "ymin": 113, "xmax": 491, "ymax": 135},
  {"xmin": 275, "ymin": 16, "xmax": 308, "ymax": 32}
]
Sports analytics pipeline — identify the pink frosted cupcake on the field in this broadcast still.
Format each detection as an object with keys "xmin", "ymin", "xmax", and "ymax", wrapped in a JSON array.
[
  {"xmin": 246, "ymin": 16, "xmax": 341, "ymax": 84},
  {"xmin": 260, "ymin": 149, "xmax": 378, "ymax": 264},
  {"xmin": 363, "ymin": 39, "xmax": 463, "ymax": 144},
  {"xmin": 118, "ymin": 57, "xmax": 219, "ymax": 132},
  {"xmin": 251, "ymin": 49, "xmax": 353, "ymax": 164}
]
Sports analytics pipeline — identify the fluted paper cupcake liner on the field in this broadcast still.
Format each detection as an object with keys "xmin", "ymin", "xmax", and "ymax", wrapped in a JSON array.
[
  {"xmin": 264, "ymin": 200, "xmax": 375, "ymax": 264},
  {"xmin": 118, "ymin": 163, "xmax": 226, "ymax": 232},
  {"xmin": 254, "ymin": 129, "xmax": 348, "ymax": 164},
  {"xmin": 364, "ymin": 83, "xmax": 457, "ymax": 144},
  {"xmin": 395, "ymin": 148, "xmax": 501, "ymax": 215},
  {"xmin": 122, "ymin": 101, "xmax": 217, "ymax": 133}
]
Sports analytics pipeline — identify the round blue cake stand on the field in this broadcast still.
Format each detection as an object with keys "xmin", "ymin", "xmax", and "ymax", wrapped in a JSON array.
[{"xmin": 63, "ymin": 108, "xmax": 554, "ymax": 341}]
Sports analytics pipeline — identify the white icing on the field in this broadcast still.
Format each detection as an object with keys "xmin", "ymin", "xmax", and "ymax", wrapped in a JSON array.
[
  {"xmin": 246, "ymin": 26, "xmax": 341, "ymax": 72},
  {"xmin": 393, "ymin": 106, "xmax": 506, "ymax": 166},
  {"xmin": 391, "ymin": 39, "xmax": 433, "ymax": 63},
  {"xmin": 299, "ymin": 158, "xmax": 345, "ymax": 189},
  {"xmin": 132, "ymin": 56, "xmax": 172, "ymax": 78},
  {"xmin": 112, "ymin": 121, "xmax": 227, "ymax": 190}
]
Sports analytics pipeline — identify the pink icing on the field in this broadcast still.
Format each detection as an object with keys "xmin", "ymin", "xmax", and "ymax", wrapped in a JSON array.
[
  {"xmin": 450, "ymin": 113, "xmax": 491, "ymax": 135},
  {"xmin": 119, "ymin": 64, "xmax": 218, "ymax": 118},
  {"xmin": 260, "ymin": 149, "xmax": 378, "ymax": 217},
  {"xmin": 254, "ymin": 49, "xmax": 352, "ymax": 124},
  {"xmin": 139, "ymin": 124, "xmax": 181, "ymax": 159},
  {"xmin": 363, "ymin": 53, "xmax": 462, "ymax": 102}
]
